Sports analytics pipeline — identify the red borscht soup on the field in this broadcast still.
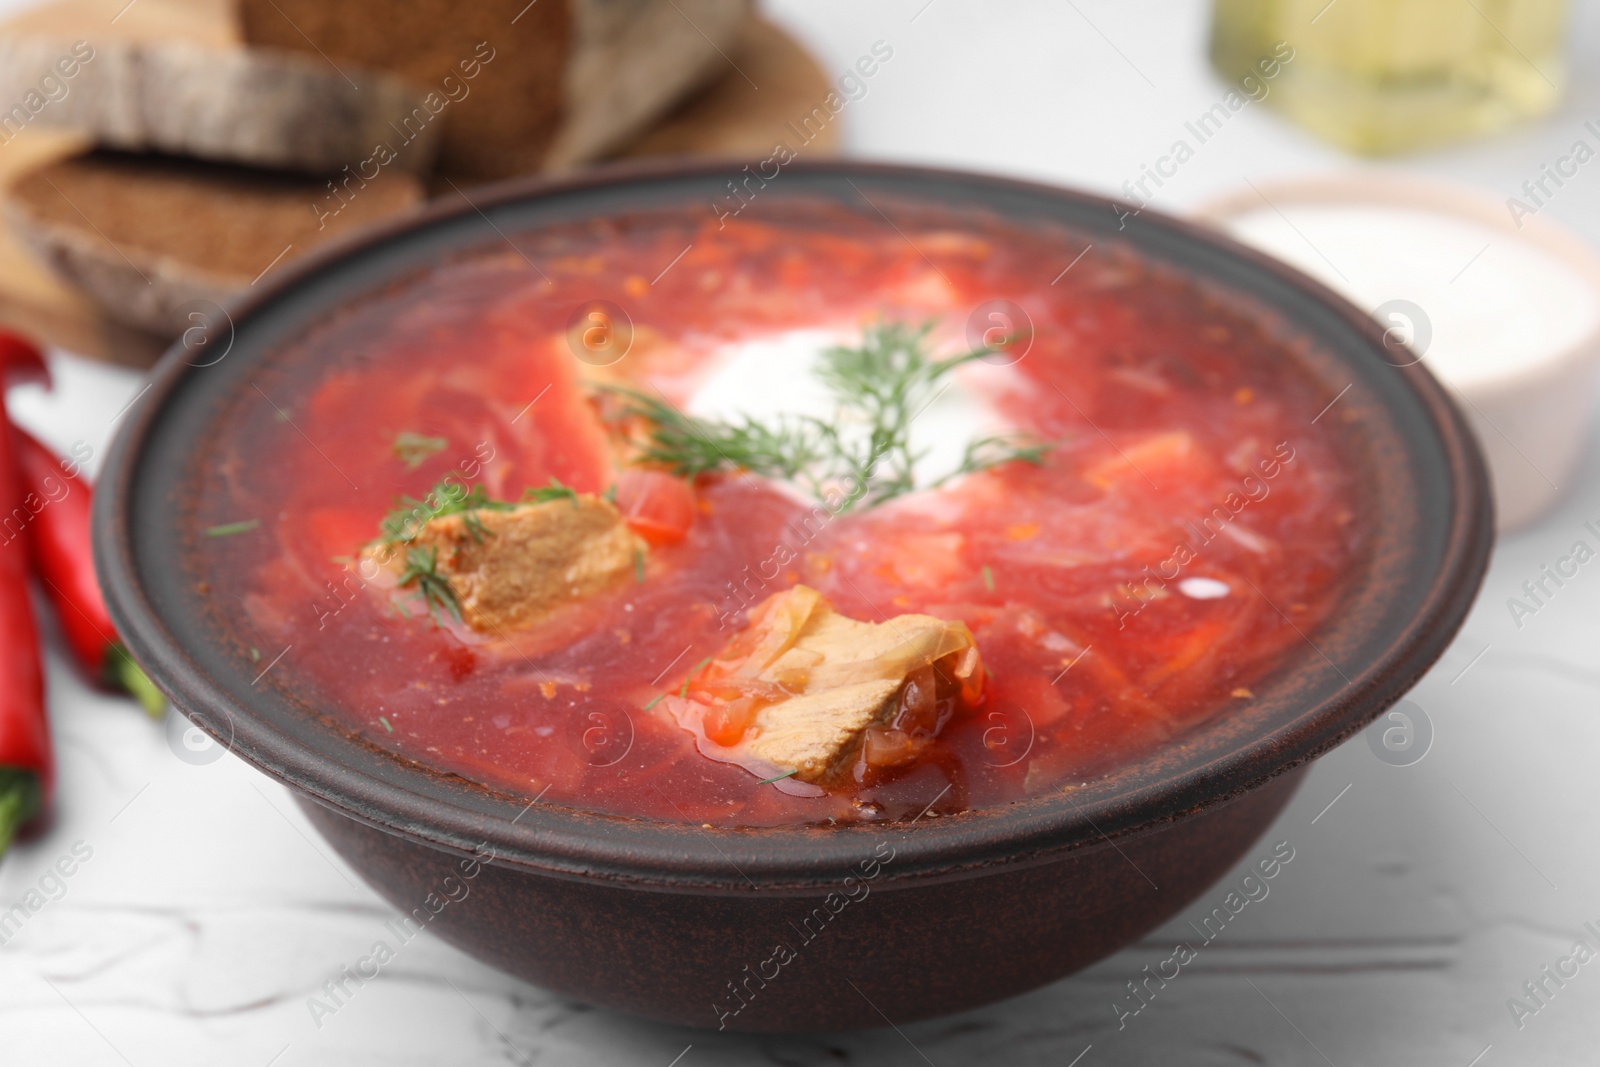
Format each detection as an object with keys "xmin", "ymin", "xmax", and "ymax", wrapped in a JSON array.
[{"xmin": 198, "ymin": 201, "xmax": 1363, "ymax": 826}]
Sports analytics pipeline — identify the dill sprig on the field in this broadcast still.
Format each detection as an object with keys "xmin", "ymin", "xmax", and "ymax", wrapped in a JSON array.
[
  {"xmin": 380, "ymin": 480, "xmax": 468, "ymax": 544},
  {"xmin": 392, "ymin": 432, "xmax": 447, "ymax": 470},
  {"xmin": 599, "ymin": 387, "xmax": 830, "ymax": 485},
  {"xmin": 679, "ymin": 656, "xmax": 712, "ymax": 699},
  {"xmin": 756, "ymin": 768, "xmax": 798, "ymax": 786},
  {"xmin": 927, "ymin": 434, "xmax": 1054, "ymax": 491},
  {"xmin": 377, "ymin": 479, "xmax": 521, "ymax": 545},
  {"xmin": 601, "ymin": 322, "xmax": 1050, "ymax": 510},
  {"xmin": 396, "ymin": 546, "xmax": 462, "ymax": 624},
  {"xmin": 204, "ymin": 519, "xmax": 259, "ymax": 538},
  {"xmin": 376, "ymin": 477, "xmax": 590, "ymax": 549},
  {"xmin": 522, "ymin": 478, "xmax": 580, "ymax": 507}
]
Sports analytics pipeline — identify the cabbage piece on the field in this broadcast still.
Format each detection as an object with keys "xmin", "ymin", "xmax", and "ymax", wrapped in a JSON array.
[{"xmin": 663, "ymin": 585, "xmax": 984, "ymax": 787}]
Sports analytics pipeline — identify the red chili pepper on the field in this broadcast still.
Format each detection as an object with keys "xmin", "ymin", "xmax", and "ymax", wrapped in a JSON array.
[
  {"xmin": 0, "ymin": 331, "xmax": 51, "ymax": 857},
  {"xmin": 13, "ymin": 429, "xmax": 164, "ymax": 717}
]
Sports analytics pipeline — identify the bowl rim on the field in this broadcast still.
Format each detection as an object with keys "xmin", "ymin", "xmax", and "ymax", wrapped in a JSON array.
[{"xmin": 94, "ymin": 158, "xmax": 1495, "ymax": 894}]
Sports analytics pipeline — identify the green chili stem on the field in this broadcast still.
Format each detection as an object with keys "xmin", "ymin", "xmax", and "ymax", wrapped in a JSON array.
[
  {"xmin": 0, "ymin": 771, "xmax": 41, "ymax": 860},
  {"xmin": 108, "ymin": 648, "xmax": 165, "ymax": 719}
]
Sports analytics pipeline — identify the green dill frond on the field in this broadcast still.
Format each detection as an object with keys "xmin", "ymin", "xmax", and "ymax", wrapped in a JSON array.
[
  {"xmin": 458, "ymin": 508, "xmax": 491, "ymax": 544},
  {"xmin": 594, "ymin": 322, "xmax": 1049, "ymax": 512},
  {"xmin": 444, "ymin": 483, "xmax": 493, "ymax": 514},
  {"xmin": 522, "ymin": 477, "xmax": 580, "ymax": 507},
  {"xmin": 927, "ymin": 434, "xmax": 1054, "ymax": 491},
  {"xmin": 679, "ymin": 656, "xmax": 712, "ymax": 698},
  {"xmin": 376, "ymin": 479, "xmax": 518, "ymax": 545},
  {"xmin": 396, "ymin": 546, "xmax": 462, "ymax": 625},
  {"xmin": 392, "ymin": 432, "xmax": 448, "ymax": 470},
  {"xmin": 204, "ymin": 519, "xmax": 260, "ymax": 538},
  {"xmin": 598, "ymin": 385, "xmax": 830, "ymax": 482},
  {"xmin": 814, "ymin": 322, "xmax": 1026, "ymax": 510},
  {"xmin": 373, "ymin": 474, "xmax": 605, "ymax": 554},
  {"xmin": 379, "ymin": 480, "xmax": 466, "ymax": 543},
  {"xmin": 815, "ymin": 320, "xmax": 940, "ymax": 412}
]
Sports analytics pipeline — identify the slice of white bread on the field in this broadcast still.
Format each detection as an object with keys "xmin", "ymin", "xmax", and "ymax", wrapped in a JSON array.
[
  {"xmin": 4, "ymin": 151, "xmax": 423, "ymax": 335},
  {"xmin": 0, "ymin": 0, "xmax": 443, "ymax": 174}
]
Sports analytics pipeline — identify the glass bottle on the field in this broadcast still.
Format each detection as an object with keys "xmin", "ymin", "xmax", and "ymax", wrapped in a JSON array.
[{"xmin": 1210, "ymin": 0, "xmax": 1570, "ymax": 155}]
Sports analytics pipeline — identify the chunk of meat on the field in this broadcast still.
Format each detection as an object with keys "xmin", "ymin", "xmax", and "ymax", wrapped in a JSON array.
[
  {"xmin": 744, "ymin": 679, "xmax": 904, "ymax": 784},
  {"xmin": 662, "ymin": 586, "xmax": 984, "ymax": 787},
  {"xmin": 369, "ymin": 496, "xmax": 645, "ymax": 633}
]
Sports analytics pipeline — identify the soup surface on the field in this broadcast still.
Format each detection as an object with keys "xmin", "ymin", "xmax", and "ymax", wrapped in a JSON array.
[{"xmin": 198, "ymin": 199, "xmax": 1363, "ymax": 826}]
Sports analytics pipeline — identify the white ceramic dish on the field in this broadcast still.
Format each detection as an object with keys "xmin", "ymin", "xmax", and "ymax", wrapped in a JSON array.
[{"xmin": 1193, "ymin": 172, "xmax": 1600, "ymax": 532}]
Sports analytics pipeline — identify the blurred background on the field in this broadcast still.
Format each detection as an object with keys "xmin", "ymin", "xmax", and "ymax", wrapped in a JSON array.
[{"xmin": 2, "ymin": 0, "xmax": 1599, "ymax": 1063}]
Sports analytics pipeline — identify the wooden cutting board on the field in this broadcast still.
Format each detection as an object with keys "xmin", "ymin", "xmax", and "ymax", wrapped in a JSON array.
[{"xmin": 0, "ymin": 9, "xmax": 837, "ymax": 367}]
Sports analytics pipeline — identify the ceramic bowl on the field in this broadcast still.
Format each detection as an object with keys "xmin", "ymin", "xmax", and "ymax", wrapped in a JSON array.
[{"xmin": 94, "ymin": 161, "xmax": 1493, "ymax": 1031}]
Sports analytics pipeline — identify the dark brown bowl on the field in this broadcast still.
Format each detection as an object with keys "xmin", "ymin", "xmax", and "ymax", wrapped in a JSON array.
[{"xmin": 93, "ymin": 160, "xmax": 1493, "ymax": 1032}]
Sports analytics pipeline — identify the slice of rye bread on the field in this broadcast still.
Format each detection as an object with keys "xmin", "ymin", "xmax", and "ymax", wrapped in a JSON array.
[
  {"xmin": 0, "ymin": 0, "xmax": 443, "ymax": 174},
  {"xmin": 4, "ymin": 151, "xmax": 423, "ymax": 336},
  {"xmin": 239, "ymin": 0, "xmax": 751, "ymax": 180}
]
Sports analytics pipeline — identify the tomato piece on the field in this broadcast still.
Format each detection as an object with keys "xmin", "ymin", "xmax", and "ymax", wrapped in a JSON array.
[
  {"xmin": 614, "ymin": 469, "xmax": 696, "ymax": 545},
  {"xmin": 703, "ymin": 697, "xmax": 756, "ymax": 747}
]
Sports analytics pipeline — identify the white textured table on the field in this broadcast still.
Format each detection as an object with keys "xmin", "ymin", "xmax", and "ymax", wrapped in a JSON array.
[{"xmin": 5, "ymin": 1, "xmax": 1600, "ymax": 1063}]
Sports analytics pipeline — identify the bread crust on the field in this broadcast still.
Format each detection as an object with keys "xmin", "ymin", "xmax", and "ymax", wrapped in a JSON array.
[
  {"xmin": 239, "ymin": 0, "xmax": 751, "ymax": 179},
  {"xmin": 0, "ymin": 35, "xmax": 442, "ymax": 174},
  {"xmin": 238, "ymin": 0, "xmax": 572, "ymax": 180},
  {"xmin": 5, "ymin": 152, "xmax": 423, "ymax": 335},
  {"xmin": 546, "ymin": 0, "xmax": 753, "ymax": 170}
]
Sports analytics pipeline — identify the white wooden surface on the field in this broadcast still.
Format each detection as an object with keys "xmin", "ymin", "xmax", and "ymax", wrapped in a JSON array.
[{"xmin": 4, "ymin": 1, "xmax": 1600, "ymax": 1063}]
